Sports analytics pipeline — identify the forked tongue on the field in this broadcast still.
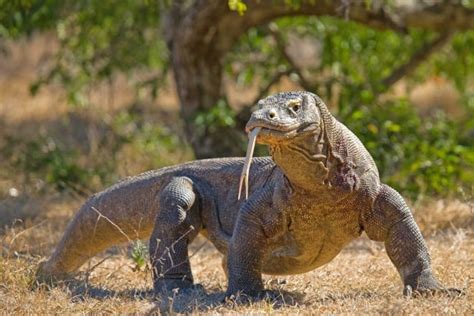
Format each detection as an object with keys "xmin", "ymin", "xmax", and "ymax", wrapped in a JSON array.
[{"xmin": 238, "ymin": 127, "xmax": 261, "ymax": 200}]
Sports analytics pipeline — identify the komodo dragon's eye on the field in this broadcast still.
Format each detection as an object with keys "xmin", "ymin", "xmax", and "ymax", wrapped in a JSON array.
[{"xmin": 288, "ymin": 100, "xmax": 301, "ymax": 112}]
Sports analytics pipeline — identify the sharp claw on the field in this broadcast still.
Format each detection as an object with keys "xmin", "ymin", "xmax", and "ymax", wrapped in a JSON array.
[
  {"xmin": 403, "ymin": 285, "xmax": 413, "ymax": 297},
  {"xmin": 403, "ymin": 285, "xmax": 464, "ymax": 298},
  {"xmin": 237, "ymin": 127, "xmax": 261, "ymax": 200}
]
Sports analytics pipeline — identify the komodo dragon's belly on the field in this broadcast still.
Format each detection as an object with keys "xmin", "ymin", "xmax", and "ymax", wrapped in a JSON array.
[{"xmin": 262, "ymin": 200, "xmax": 363, "ymax": 275}]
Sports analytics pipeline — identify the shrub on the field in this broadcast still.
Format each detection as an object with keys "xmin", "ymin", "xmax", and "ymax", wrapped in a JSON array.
[{"xmin": 346, "ymin": 99, "xmax": 473, "ymax": 198}]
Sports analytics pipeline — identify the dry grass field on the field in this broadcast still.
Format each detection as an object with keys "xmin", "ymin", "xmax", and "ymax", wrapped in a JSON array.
[
  {"xmin": 0, "ymin": 36, "xmax": 473, "ymax": 314},
  {"xmin": 0, "ymin": 197, "xmax": 472, "ymax": 314}
]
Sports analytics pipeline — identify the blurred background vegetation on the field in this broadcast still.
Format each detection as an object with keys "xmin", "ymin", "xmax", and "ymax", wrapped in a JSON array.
[{"xmin": 0, "ymin": 0, "xmax": 473, "ymax": 202}]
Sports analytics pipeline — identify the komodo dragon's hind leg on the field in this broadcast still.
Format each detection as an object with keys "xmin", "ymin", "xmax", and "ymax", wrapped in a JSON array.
[{"xmin": 150, "ymin": 177, "xmax": 202, "ymax": 295}]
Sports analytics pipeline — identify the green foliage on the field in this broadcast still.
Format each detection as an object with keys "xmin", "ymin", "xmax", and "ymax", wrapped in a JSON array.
[
  {"xmin": 194, "ymin": 99, "xmax": 236, "ymax": 133},
  {"xmin": 1, "ymin": 0, "xmax": 168, "ymax": 107},
  {"xmin": 228, "ymin": 0, "xmax": 247, "ymax": 15},
  {"xmin": 427, "ymin": 31, "xmax": 474, "ymax": 92},
  {"xmin": 347, "ymin": 100, "xmax": 474, "ymax": 198},
  {"xmin": 4, "ymin": 135, "xmax": 94, "ymax": 193},
  {"xmin": 228, "ymin": 16, "xmax": 474, "ymax": 117},
  {"xmin": 2, "ymin": 2, "xmax": 473, "ymax": 199},
  {"xmin": 111, "ymin": 109, "xmax": 190, "ymax": 169},
  {"xmin": 0, "ymin": 0, "xmax": 62, "ymax": 38},
  {"xmin": 228, "ymin": 17, "xmax": 450, "ymax": 115},
  {"xmin": 226, "ymin": 26, "xmax": 288, "ymax": 90},
  {"xmin": 2, "ymin": 108, "xmax": 192, "ymax": 194},
  {"xmin": 226, "ymin": 15, "xmax": 473, "ymax": 197}
]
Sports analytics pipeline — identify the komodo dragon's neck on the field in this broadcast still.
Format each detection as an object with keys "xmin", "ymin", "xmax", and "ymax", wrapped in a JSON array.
[
  {"xmin": 269, "ymin": 111, "xmax": 345, "ymax": 194},
  {"xmin": 270, "ymin": 133, "xmax": 327, "ymax": 192}
]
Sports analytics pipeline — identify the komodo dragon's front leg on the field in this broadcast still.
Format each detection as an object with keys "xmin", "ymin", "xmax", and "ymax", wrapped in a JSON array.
[
  {"xmin": 226, "ymin": 186, "xmax": 285, "ymax": 298},
  {"xmin": 362, "ymin": 184, "xmax": 460, "ymax": 296}
]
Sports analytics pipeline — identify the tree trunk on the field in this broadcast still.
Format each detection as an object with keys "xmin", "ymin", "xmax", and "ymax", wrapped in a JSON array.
[
  {"xmin": 164, "ymin": 1, "xmax": 246, "ymax": 158},
  {"xmin": 164, "ymin": 0, "xmax": 474, "ymax": 159}
]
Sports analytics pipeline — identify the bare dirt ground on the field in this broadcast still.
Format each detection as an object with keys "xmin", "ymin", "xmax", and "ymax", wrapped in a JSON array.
[{"xmin": 0, "ymin": 35, "xmax": 473, "ymax": 314}]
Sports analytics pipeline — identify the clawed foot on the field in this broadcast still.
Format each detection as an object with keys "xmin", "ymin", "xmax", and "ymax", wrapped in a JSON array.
[
  {"xmin": 403, "ymin": 285, "xmax": 465, "ymax": 298},
  {"xmin": 403, "ymin": 271, "xmax": 465, "ymax": 298},
  {"xmin": 403, "ymin": 270, "xmax": 465, "ymax": 298},
  {"xmin": 153, "ymin": 281, "xmax": 207, "ymax": 313},
  {"xmin": 153, "ymin": 279, "xmax": 206, "ymax": 299},
  {"xmin": 224, "ymin": 289, "xmax": 283, "ymax": 304}
]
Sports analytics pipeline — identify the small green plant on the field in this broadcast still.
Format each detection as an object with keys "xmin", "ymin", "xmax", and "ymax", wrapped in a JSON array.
[{"xmin": 130, "ymin": 240, "xmax": 148, "ymax": 271}]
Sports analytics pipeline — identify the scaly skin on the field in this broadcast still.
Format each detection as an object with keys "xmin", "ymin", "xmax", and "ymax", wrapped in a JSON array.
[{"xmin": 37, "ymin": 91, "xmax": 457, "ymax": 299}]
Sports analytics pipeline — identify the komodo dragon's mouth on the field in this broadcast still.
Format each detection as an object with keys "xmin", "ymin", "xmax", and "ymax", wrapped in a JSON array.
[
  {"xmin": 237, "ymin": 122, "xmax": 317, "ymax": 200},
  {"xmin": 237, "ymin": 124, "xmax": 300, "ymax": 200},
  {"xmin": 245, "ymin": 119, "xmax": 299, "ymax": 134}
]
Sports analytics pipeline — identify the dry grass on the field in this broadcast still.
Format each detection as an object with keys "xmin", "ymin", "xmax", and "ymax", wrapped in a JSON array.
[{"xmin": 0, "ymin": 196, "xmax": 472, "ymax": 314}]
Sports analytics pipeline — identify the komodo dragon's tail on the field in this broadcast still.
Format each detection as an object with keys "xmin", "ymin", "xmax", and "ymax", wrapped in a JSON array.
[{"xmin": 35, "ymin": 190, "xmax": 158, "ymax": 284}]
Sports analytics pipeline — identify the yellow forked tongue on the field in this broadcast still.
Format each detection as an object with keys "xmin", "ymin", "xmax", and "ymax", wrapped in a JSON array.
[{"xmin": 238, "ymin": 127, "xmax": 261, "ymax": 200}]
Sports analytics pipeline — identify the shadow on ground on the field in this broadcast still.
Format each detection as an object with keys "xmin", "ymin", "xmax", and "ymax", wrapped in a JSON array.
[{"xmin": 63, "ymin": 280, "xmax": 304, "ymax": 313}]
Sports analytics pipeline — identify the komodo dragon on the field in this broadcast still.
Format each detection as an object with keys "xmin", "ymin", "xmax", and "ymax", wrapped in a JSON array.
[{"xmin": 37, "ymin": 91, "xmax": 459, "ymax": 299}]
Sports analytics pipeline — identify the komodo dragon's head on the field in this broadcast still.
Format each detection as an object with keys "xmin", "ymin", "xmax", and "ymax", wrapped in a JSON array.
[
  {"xmin": 237, "ymin": 91, "xmax": 336, "ymax": 200},
  {"xmin": 245, "ymin": 91, "xmax": 326, "ymax": 144}
]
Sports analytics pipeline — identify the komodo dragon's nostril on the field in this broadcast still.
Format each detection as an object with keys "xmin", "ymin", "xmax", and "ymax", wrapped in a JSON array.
[{"xmin": 268, "ymin": 109, "xmax": 277, "ymax": 119}]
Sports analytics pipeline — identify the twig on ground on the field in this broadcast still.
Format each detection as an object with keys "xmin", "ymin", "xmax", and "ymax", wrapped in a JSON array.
[{"xmin": 91, "ymin": 206, "xmax": 133, "ymax": 243}]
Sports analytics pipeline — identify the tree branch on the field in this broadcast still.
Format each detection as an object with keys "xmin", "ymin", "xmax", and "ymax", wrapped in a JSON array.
[
  {"xmin": 242, "ymin": 1, "xmax": 474, "ymax": 33},
  {"xmin": 251, "ymin": 68, "xmax": 294, "ymax": 106},
  {"xmin": 399, "ymin": 2, "xmax": 474, "ymax": 32},
  {"xmin": 236, "ymin": 68, "xmax": 294, "ymax": 128},
  {"xmin": 381, "ymin": 31, "xmax": 454, "ymax": 89},
  {"xmin": 266, "ymin": 23, "xmax": 313, "ymax": 91}
]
